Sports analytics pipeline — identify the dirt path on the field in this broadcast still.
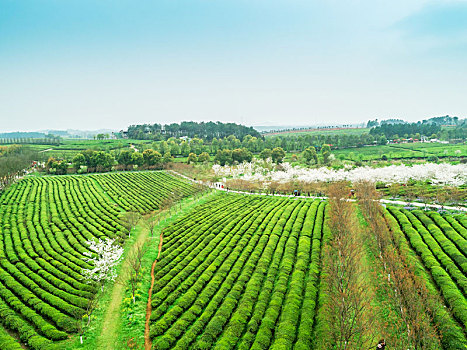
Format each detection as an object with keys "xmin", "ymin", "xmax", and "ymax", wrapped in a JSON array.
[
  {"xmin": 145, "ymin": 233, "xmax": 163, "ymax": 350},
  {"xmin": 96, "ymin": 227, "xmax": 150, "ymax": 350}
]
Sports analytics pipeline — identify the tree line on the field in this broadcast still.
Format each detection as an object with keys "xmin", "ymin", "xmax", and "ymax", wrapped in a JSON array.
[
  {"xmin": 123, "ymin": 121, "xmax": 262, "ymax": 141},
  {"xmin": 0, "ymin": 145, "xmax": 38, "ymax": 190},
  {"xmin": 369, "ymin": 122, "xmax": 441, "ymax": 139}
]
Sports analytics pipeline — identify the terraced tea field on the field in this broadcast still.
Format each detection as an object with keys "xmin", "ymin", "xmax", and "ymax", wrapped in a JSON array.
[
  {"xmin": 149, "ymin": 195, "xmax": 328, "ymax": 350},
  {"xmin": 386, "ymin": 207, "xmax": 467, "ymax": 346},
  {"xmin": 0, "ymin": 172, "xmax": 197, "ymax": 349},
  {"xmin": 0, "ymin": 170, "xmax": 466, "ymax": 349}
]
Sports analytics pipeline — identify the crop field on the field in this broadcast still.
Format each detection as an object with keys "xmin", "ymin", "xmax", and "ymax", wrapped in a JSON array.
[
  {"xmin": 331, "ymin": 143, "xmax": 467, "ymax": 161},
  {"xmin": 0, "ymin": 168, "xmax": 466, "ymax": 349},
  {"xmin": 385, "ymin": 207, "xmax": 467, "ymax": 347},
  {"xmin": 149, "ymin": 194, "xmax": 328, "ymax": 350},
  {"xmin": 0, "ymin": 171, "xmax": 196, "ymax": 350},
  {"xmin": 91, "ymin": 172, "xmax": 197, "ymax": 214}
]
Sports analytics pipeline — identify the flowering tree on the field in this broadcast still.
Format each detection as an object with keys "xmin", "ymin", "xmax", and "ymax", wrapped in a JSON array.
[
  {"xmin": 82, "ymin": 238, "xmax": 124, "ymax": 292},
  {"xmin": 213, "ymin": 160, "xmax": 467, "ymax": 187}
]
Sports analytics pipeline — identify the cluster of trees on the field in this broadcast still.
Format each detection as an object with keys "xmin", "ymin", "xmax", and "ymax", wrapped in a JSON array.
[
  {"xmin": 187, "ymin": 152, "xmax": 210, "ymax": 164},
  {"xmin": 369, "ymin": 122, "xmax": 441, "ymax": 139},
  {"xmin": 212, "ymin": 146, "xmax": 289, "ymax": 166},
  {"xmin": 301, "ymin": 144, "xmax": 332, "ymax": 164},
  {"xmin": 263, "ymin": 124, "xmax": 358, "ymax": 134},
  {"xmin": 438, "ymin": 121, "xmax": 467, "ymax": 140},
  {"xmin": 124, "ymin": 121, "xmax": 261, "ymax": 141},
  {"xmin": 214, "ymin": 148, "xmax": 253, "ymax": 165},
  {"xmin": 367, "ymin": 118, "xmax": 406, "ymax": 127},
  {"xmin": 367, "ymin": 115, "xmax": 463, "ymax": 128},
  {"xmin": 46, "ymin": 148, "xmax": 169, "ymax": 174},
  {"xmin": 423, "ymin": 115, "xmax": 461, "ymax": 126}
]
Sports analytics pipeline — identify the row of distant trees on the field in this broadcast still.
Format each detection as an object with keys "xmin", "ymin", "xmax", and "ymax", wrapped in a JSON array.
[
  {"xmin": 149, "ymin": 133, "xmax": 381, "ymax": 158},
  {"xmin": 124, "ymin": 121, "xmax": 262, "ymax": 141},
  {"xmin": 0, "ymin": 137, "xmax": 61, "ymax": 145},
  {"xmin": 369, "ymin": 122, "xmax": 441, "ymax": 139},
  {"xmin": 44, "ymin": 141, "xmax": 343, "ymax": 175},
  {"xmin": 46, "ymin": 148, "xmax": 172, "ymax": 174}
]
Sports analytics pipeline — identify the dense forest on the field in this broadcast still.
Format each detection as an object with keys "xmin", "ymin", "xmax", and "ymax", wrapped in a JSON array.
[{"xmin": 123, "ymin": 121, "xmax": 262, "ymax": 141}]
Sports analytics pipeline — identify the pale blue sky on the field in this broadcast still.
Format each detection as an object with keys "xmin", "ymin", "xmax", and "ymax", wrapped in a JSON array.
[{"xmin": 1, "ymin": 0, "xmax": 467, "ymax": 131}]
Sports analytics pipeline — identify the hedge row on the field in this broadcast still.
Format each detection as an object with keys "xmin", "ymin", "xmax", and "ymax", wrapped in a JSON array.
[
  {"xmin": 412, "ymin": 210, "xmax": 467, "ymax": 274},
  {"xmin": 0, "ymin": 171, "xmax": 196, "ymax": 346},
  {"xmin": 91, "ymin": 171, "xmax": 197, "ymax": 214},
  {"xmin": 385, "ymin": 208, "xmax": 467, "ymax": 349},
  {"xmin": 154, "ymin": 199, "xmax": 295, "ymax": 349},
  {"xmin": 294, "ymin": 201, "xmax": 326, "ymax": 350},
  {"xmin": 0, "ymin": 326, "xmax": 22, "ymax": 350},
  {"xmin": 211, "ymin": 200, "xmax": 301, "ymax": 350},
  {"xmin": 388, "ymin": 207, "xmax": 467, "ymax": 329},
  {"xmin": 150, "ymin": 197, "xmax": 278, "ymax": 337},
  {"xmin": 148, "ymin": 195, "xmax": 326, "ymax": 350}
]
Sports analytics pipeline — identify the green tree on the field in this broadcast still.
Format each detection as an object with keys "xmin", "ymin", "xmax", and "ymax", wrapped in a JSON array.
[
  {"xmin": 232, "ymin": 148, "xmax": 252, "ymax": 163},
  {"xmin": 131, "ymin": 152, "xmax": 144, "ymax": 167},
  {"xmin": 187, "ymin": 153, "xmax": 198, "ymax": 164},
  {"xmin": 214, "ymin": 149, "xmax": 233, "ymax": 166},
  {"xmin": 169, "ymin": 141, "xmax": 181, "ymax": 156},
  {"xmin": 321, "ymin": 144, "xmax": 332, "ymax": 164},
  {"xmin": 198, "ymin": 152, "xmax": 210, "ymax": 163},
  {"xmin": 259, "ymin": 148, "xmax": 272, "ymax": 161},
  {"xmin": 163, "ymin": 152, "xmax": 172, "ymax": 164},
  {"xmin": 142, "ymin": 149, "xmax": 162, "ymax": 166},
  {"xmin": 117, "ymin": 150, "xmax": 134, "ymax": 167},
  {"xmin": 271, "ymin": 147, "xmax": 286, "ymax": 164},
  {"xmin": 180, "ymin": 141, "xmax": 191, "ymax": 157},
  {"xmin": 302, "ymin": 147, "xmax": 318, "ymax": 164},
  {"xmin": 159, "ymin": 141, "xmax": 170, "ymax": 155},
  {"xmin": 72, "ymin": 153, "xmax": 86, "ymax": 169},
  {"xmin": 91, "ymin": 151, "xmax": 114, "ymax": 170}
]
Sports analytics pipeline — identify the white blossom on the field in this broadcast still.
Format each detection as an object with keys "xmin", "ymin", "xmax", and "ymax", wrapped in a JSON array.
[
  {"xmin": 82, "ymin": 238, "xmax": 124, "ymax": 290},
  {"xmin": 213, "ymin": 161, "xmax": 467, "ymax": 187}
]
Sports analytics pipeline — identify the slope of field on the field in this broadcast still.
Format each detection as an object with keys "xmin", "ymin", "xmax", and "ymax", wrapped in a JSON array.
[
  {"xmin": 91, "ymin": 172, "xmax": 197, "ymax": 214},
  {"xmin": 149, "ymin": 194, "xmax": 327, "ymax": 350},
  {"xmin": 386, "ymin": 207, "xmax": 467, "ymax": 347},
  {"xmin": 0, "ymin": 171, "xmax": 196, "ymax": 349}
]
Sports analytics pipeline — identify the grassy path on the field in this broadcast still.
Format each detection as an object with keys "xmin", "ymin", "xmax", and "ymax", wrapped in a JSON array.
[
  {"xmin": 96, "ymin": 226, "xmax": 152, "ymax": 350},
  {"xmin": 144, "ymin": 234, "xmax": 163, "ymax": 350}
]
